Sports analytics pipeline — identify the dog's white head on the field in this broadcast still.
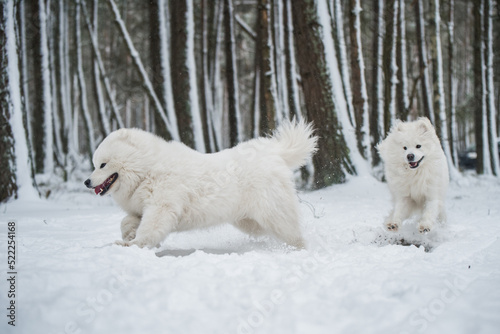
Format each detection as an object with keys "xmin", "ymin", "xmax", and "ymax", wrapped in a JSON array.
[
  {"xmin": 377, "ymin": 117, "xmax": 441, "ymax": 171},
  {"xmin": 84, "ymin": 128, "xmax": 148, "ymax": 197}
]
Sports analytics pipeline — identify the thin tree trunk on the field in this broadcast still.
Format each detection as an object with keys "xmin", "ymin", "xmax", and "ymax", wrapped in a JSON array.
[
  {"xmin": 415, "ymin": 0, "xmax": 435, "ymax": 124},
  {"xmin": 48, "ymin": 2, "xmax": 64, "ymax": 168},
  {"xmin": 284, "ymin": 0, "xmax": 301, "ymax": 121},
  {"xmin": 210, "ymin": 0, "xmax": 224, "ymax": 149},
  {"xmin": 32, "ymin": 0, "xmax": 54, "ymax": 174},
  {"xmin": 447, "ymin": 0, "xmax": 459, "ymax": 167},
  {"xmin": 18, "ymin": 0, "xmax": 36, "ymax": 182},
  {"xmin": 370, "ymin": 0, "xmax": 384, "ymax": 166},
  {"xmin": 474, "ymin": 0, "xmax": 488, "ymax": 174},
  {"xmin": 76, "ymin": 1, "xmax": 95, "ymax": 162},
  {"xmin": 90, "ymin": 0, "xmax": 110, "ymax": 137},
  {"xmin": 169, "ymin": 0, "xmax": 205, "ymax": 150},
  {"xmin": 149, "ymin": 0, "xmax": 180, "ymax": 141},
  {"xmin": 331, "ymin": 0, "xmax": 355, "ymax": 127},
  {"xmin": 430, "ymin": 0, "xmax": 458, "ymax": 178},
  {"xmin": 396, "ymin": 0, "xmax": 409, "ymax": 120},
  {"xmin": 224, "ymin": 0, "xmax": 242, "ymax": 146},
  {"xmin": 200, "ymin": 0, "xmax": 216, "ymax": 151},
  {"xmin": 0, "ymin": 1, "xmax": 18, "ymax": 202},
  {"xmin": 257, "ymin": 0, "xmax": 277, "ymax": 135},
  {"xmin": 349, "ymin": 0, "xmax": 371, "ymax": 162},
  {"xmin": 484, "ymin": 0, "xmax": 500, "ymax": 175},
  {"xmin": 55, "ymin": 0, "xmax": 68, "ymax": 163},
  {"xmin": 382, "ymin": 0, "xmax": 398, "ymax": 135}
]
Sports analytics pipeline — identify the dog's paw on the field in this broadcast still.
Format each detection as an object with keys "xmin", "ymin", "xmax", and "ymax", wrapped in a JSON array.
[
  {"xmin": 122, "ymin": 231, "xmax": 136, "ymax": 242},
  {"xmin": 386, "ymin": 222, "xmax": 399, "ymax": 232},
  {"xmin": 115, "ymin": 239, "xmax": 131, "ymax": 247},
  {"xmin": 418, "ymin": 225, "xmax": 431, "ymax": 233}
]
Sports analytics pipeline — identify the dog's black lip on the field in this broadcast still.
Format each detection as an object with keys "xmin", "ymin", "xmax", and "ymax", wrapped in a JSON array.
[
  {"xmin": 95, "ymin": 173, "xmax": 118, "ymax": 196},
  {"xmin": 409, "ymin": 156, "xmax": 424, "ymax": 169}
]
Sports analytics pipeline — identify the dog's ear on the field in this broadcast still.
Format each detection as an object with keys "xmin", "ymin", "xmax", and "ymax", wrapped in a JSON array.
[
  {"xmin": 417, "ymin": 117, "xmax": 433, "ymax": 134},
  {"xmin": 392, "ymin": 119, "xmax": 404, "ymax": 132}
]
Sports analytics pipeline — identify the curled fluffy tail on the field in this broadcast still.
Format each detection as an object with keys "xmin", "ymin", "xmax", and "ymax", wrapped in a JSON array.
[{"xmin": 272, "ymin": 120, "xmax": 318, "ymax": 169}]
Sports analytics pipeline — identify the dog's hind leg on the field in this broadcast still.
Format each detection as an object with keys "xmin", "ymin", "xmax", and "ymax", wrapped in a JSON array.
[
  {"xmin": 267, "ymin": 214, "xmax": 306, "ymax": 249},
  {"xmin": 121, "ymin": 215, "xmax": 141, "ymax": 241},
  {"xmin": 254, "ymin": 191, "xmax": 305, "ymax": 249},
  {"xmin": 233, "ymin": 218, "xmax": 267, "ymax": 237}
]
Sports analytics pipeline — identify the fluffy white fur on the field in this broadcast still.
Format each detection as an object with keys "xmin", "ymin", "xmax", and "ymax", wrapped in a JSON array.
[
  {"xmin": 377, "ymin": 117, "xmax": 449, "ymax": 233},
  {"xmin": 84, "ymin": 121, "xmax": 317, "ymax": 249}
]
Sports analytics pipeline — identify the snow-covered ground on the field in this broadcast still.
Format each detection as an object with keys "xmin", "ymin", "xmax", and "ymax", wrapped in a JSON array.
[{"xmin": 1, "ymin": 175, "xmax": 499, "ymax": 334}]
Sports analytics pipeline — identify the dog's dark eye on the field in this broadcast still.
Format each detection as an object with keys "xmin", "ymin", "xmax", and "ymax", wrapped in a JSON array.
[
  {"xmin": 416, "ymin": 145, "xmax": 421, "ymax": 149},
  {"xmin": 403, "ymin": 146, "xmax": 407, "ymax": 150},
  {"xmin": 100, "ymin": 163, "xmax": 106, "ymax": 169}
]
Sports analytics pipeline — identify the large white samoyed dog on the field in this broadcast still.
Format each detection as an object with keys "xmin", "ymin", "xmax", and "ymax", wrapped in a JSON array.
[
  {"xmin": 84, "ymin": 121, "xmax": 317, "ymax": 249},
  {"xmin": 377, "ymin": 117, "xmax": 449, "ymax": 233}
]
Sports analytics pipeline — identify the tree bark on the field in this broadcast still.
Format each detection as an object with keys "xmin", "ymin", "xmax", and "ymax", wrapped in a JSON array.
[
  {"xmin": 447, "ymin": 0, "xmax": 459, "ymax": 166},
  {"xmin": 224, "ymin": 0, "xmax": 242, "ymax": 146},
  {"xmin": 257, "ymin": 0, "xmax": 276, "ymax": 135},
  {"xmin": 149, "ymin": 0, "xmax": 170, "ymax": 140},
  {"xmin": 396, "ymin": 0, "xmax": 409, "ymax": 120},
  {"xmin": 170, "ymin": 0, "xmax": 196, "ymax": 148},
  {"xmin": 291, "ymin": 0, "xmax": 353, "ymax": 188},
  {"xmin": 331, "ymin": 0, "xmax": 354, "ymax": 127},
  {"xmin": 474, "ymin": 0, "xmax": 487, "ymax": 174},
  {"xmin": 283, "ymin": 0, "xmax": 301, "ymax": 121},
  {"xmin": 415, "ymin": 0, "xmax": 435, "ymax": 124},
  {"xmin": 0, "ymin": 1, "xmax": 18, "ymax": 202},
  {"xmin": 349, "ymin": 0, "xmax": 370, "ymax": 161},
  {"xmin": 200, "ymin": 0, "xmax": 215, "ymax": 151},
  {"xmin": 32, "ymin": 0, "xmax": 54, "ymax": 173},
  {"xmin": 370, "ymin": 0, "xmax": 384, "ymax": 166},
  {"xmin": 75, "ymin": 1, "xmax": 95, "ymax": 162},
  {"xmin": 484, "ymin": 0, "xmax": 500, "ymax": 175},
  {"xmin": 382, "ymin": 0, "xmax": 398, "ymax": 135},
  {"xmin": 149, "ymin": 0, "xmax": 180, "ymax": 142}
]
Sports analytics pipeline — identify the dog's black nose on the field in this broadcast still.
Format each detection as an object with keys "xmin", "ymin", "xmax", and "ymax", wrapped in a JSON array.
[
  {"xmin": 407, "ymin": 153, "xmax": 415, "ymax": 162},
  {"xmin": 84, "ymin": 179, "xmax": 92, "ymax": 188}
]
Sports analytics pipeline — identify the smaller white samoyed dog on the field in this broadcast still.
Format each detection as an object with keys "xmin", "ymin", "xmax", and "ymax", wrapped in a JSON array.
[
  {"xmin": 377, "ymin": 117, "xmax": 449, "ymax": 233},
  {"xmin": 84, "ymin": 121, "xmax": 317, "ymax": 249}
]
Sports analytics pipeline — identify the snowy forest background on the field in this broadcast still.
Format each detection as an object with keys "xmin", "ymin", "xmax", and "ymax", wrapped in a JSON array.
[{"xmin": 1, "ymin": 0, "xmax": 499, "ymax": 202}]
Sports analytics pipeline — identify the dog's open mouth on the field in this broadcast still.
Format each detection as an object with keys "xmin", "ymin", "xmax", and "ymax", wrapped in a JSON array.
[
  {"xmin": 409, "ymin": 156, "xmax": 424, "ymax": 169},
  {"xmin": 94, "ymin": 173, "xmax": 118, "ymax": 196}
]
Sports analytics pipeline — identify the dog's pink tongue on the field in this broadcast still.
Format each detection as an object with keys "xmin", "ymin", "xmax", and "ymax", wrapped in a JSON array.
[
  {"xmin": 410, "ymin": 162, "xmax": 417, "ymax": 167},
  {"xmin": 94, "ymin": 184, "xmax": 103, "ymax": 195}
]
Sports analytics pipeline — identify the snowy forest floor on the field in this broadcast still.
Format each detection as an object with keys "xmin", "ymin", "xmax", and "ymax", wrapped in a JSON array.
[{"xmin": 1, "ymin": 174, "xmax": 500, "ymax": 334}]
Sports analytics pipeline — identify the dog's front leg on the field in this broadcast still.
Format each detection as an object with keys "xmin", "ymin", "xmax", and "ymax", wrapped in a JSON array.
[
  {"xmin": 419, "ymin": 199, "xmax": 439, "ymax": 233},
  {"xmin": 117, "ymin": 206, "xmax": 178, "ymax": 248},
  {"xmin": 386, "ymin": 197, "xmax": 412, "ymax": 231},
  {"xmin": 120, "ymin": 215, "xmax": 141, "ymax": 241}
]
